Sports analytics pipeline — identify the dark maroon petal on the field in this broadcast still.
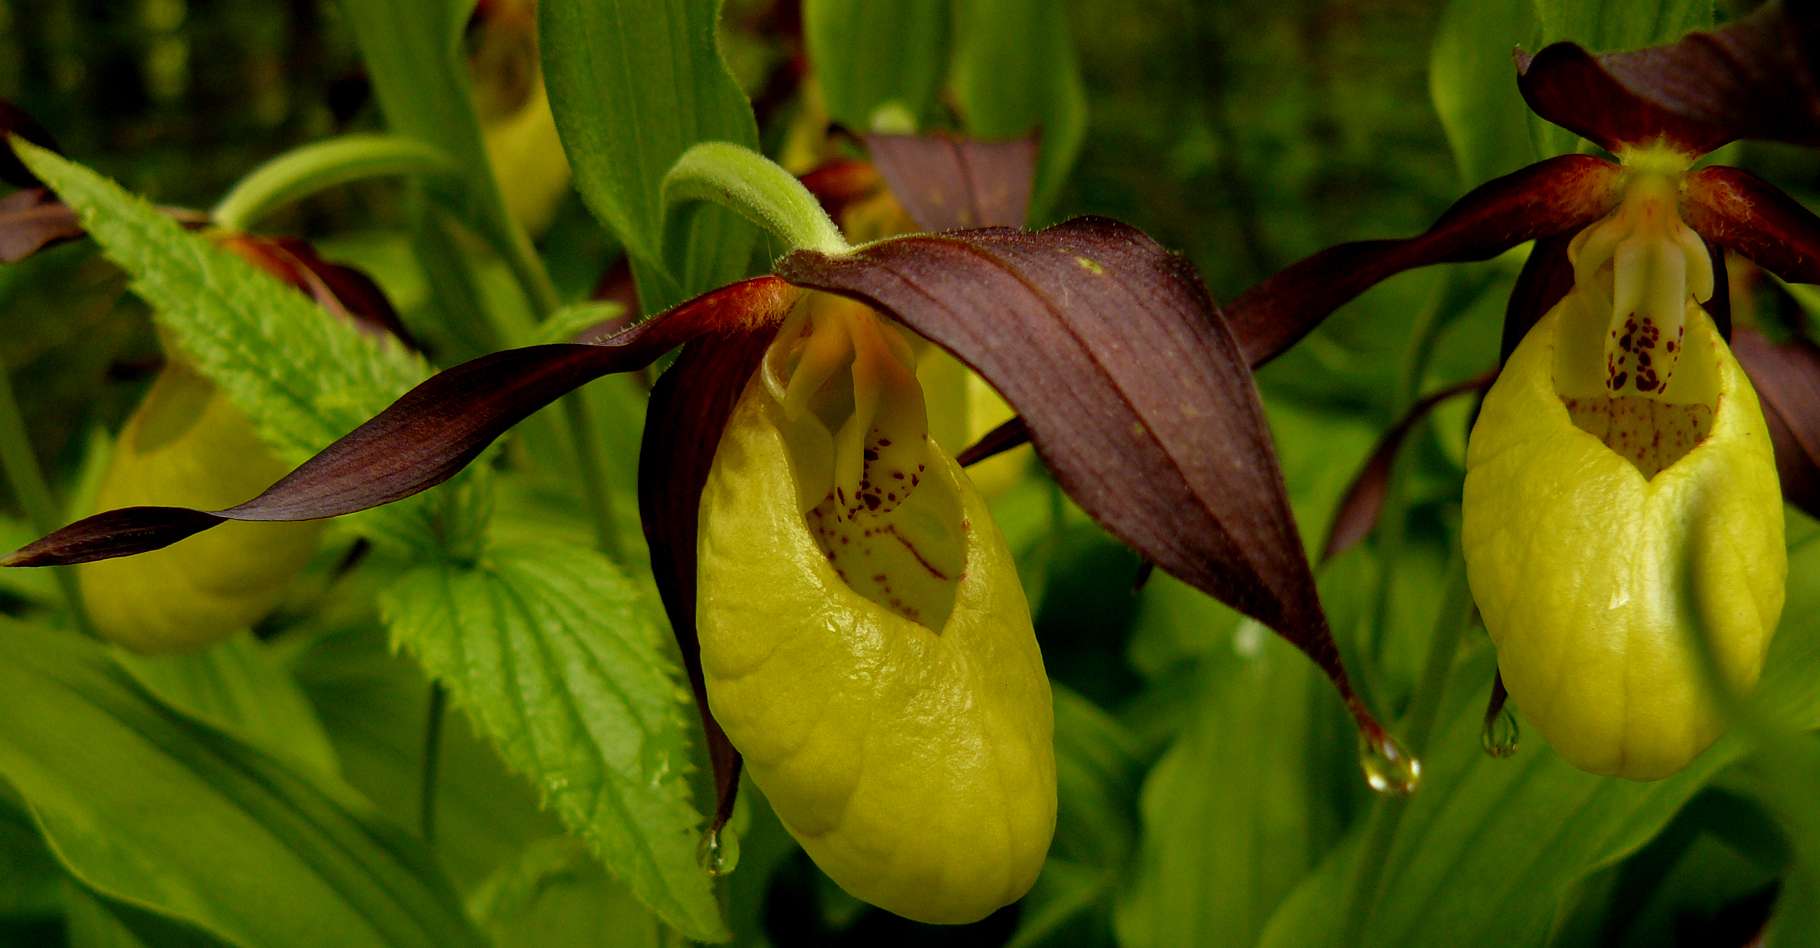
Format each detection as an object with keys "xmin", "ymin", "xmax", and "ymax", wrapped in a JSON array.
[
  {"xmin": 588, "ymin": 257, "xmax": 642, "ymax": 333},
  {"xmin": 4, "ymin": 276, "xmax": 799, "ymax": 567},
  {"xmin": 862, "ymin": 133, "xmax": 1038, "ymax": 231},
  {"xmin": 638, "ymin": 330, "xmax": 780, "ymax": 831},
  {"xmin": 1515, "ymin": 4, "xmax": 1820, "ymax": 155},
  {"xmin": 1733, "ymin": 327, "xmax": 1820, "ymax": 519},
  {"xmin": 269, "ymin": 237, "xmax": 421, "ymax": 349},
  {"xmin": 1227, "ymin": 155, "xmax": 1621, "ymax": 367},
  {"xmin": 956, "ymin": 415, "xmax": 1031, "ymax": 467},
  {"xmin": 1702, "ymin": 237, "xmax": 1732, "ymax": 342},
  {"xmin": 0, "ymin": 187, "xmax": 83, "ymax": 262},
  {"xmin": 1683, "ymin": 166, "xmax": 1820, "ymax": 287},
  {"xmin": 798, "ymin": 159, "xmax": 885, "ymax": 223},
  {"xmin": 1321, "ymin": 372, "xmax": 1495, "ymax": 562},
  {"xmin": 777, "ymin": 217, "xmax": 1387, "ymax": 737},
  {"xmin": 1500, "ymin": 234, "xmax": 1576, "ymax": 363},
  {"xmin": 0, "ymin": 101, "xmax": 62, "ymax": 189}
]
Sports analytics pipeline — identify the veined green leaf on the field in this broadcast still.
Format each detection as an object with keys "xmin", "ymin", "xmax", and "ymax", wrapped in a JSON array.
[
  {"xmin": 804, "ymin": 0, "xmax": 950, "ymax": 132},
  {"xmin": 1116, "ymin": 620, "xmax": 1350, "ymax": 948},
  {"xmin": 0, "ymin": 618, "xmax": 481, "ymax": 948},
  {"xmin": 470, "ymin": 837, "xmax": 664, "ymax": 948},
  {"xmin": 380, "ymin": 542, "xmax": 725, "ymax": 941},
  {"xmin": 115, "ymin": 633, "xmax": 339, "ymax": 777},
  {"xmin": 1260, "ymin": 533, "xmax": 1820, "ymax": 948},
  {"xmin": 540, "ymin": 0, "xmax": 760, "ymax": 310},
  {"xmin": 11, "ymin": 142, "xmax": 447, "ymax": 553},
  {"xmin": 63, "ymin": 884, "xmax": 222, "ymax": 948},
  {"xmin": 285, "ymin": 620, "xmax": 562, "ymax": 897},
  {"xmin": 950, "ymin": 0, "xmax": 1087, "ymax": 218}
]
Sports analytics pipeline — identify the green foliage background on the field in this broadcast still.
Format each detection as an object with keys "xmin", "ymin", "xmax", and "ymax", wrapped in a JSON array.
[{"xmin": 1, "ymin": 0, "xmax": 1816, "ymax": 946}]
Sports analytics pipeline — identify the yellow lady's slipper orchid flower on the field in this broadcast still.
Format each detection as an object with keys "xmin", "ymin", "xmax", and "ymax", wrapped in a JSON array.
[
  {"xmin": 79, "ymin": 359, "xmax": 321, "ymax": 652},
  {"xmin": 1463, "ymin": 167, "xmax": 1785, "ymax": 780},
  {"xmin": 696, "ymin": 291, "xmax": 1055, "ymax": 923}
]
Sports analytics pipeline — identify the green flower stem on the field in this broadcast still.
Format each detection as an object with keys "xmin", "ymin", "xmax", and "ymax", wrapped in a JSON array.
[
  {"xmin": 420, "ymin": 680, "xmax": 447, "ymax": 842},
  {"xmin": 212, "ymin": 135, "xmax": 456, "ymax": 232},
  {"xmin": 0, "ymin": 364, "xmax": 95, "ymax": 638},
  {"xmin": 487, "ymin": 212, "xmax": 622, "ymax": 561},
  {"xmin": 664, "ymin": 143, "xmax": 850, "ymax": 256},
  {"xmin": 1341, "ymin": 549, "xmax": 1473, "ymax": 946}
]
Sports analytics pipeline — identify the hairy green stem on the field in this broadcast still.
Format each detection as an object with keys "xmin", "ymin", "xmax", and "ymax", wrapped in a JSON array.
[
  {"xmin": 1341, "ymin": 550, "xmax": 1472, "ymax": 946},
  {"xmin": 0, "ymin": 365, "xmax": 95, "ymax": 637},
  {"xmin": 213, "ymin": 135, "xmax": 455, "ymax": 232},
  {"xmin": 664, "ymin": 142, "xmax": 849, "ymax": 256}
]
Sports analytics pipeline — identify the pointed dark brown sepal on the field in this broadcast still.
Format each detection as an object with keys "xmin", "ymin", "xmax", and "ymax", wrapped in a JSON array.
[
  {"xmin": 777, "ymin": 216, "xmax": 1384, "ymax": 735},
  {"xmin": 862, "ymin": 133, "xmax": 1038, "ymax": 231},
  {"xmin": 1227, "ymin": 155, "xmax": 1621, "ymax": 367},
  {"xmin": 1682, "ymin": 166, "xmax": 1820, "ymax": 288},
  {"xmin": 3, "ymin": 276, "xmax": 800, "ymax": 567},
  {"xmin": 1733, "ymin": 327, "xmax": 1820, "ymax": 519},
  {"xmin": 1516, "ymin": 3, "xmax": 1820, "ymax": 156},
  {"xmin": 0, "ymin": 187, "xmax": 83, "ymax": 262},
  {"xmin": 638, "ymin": 330, "xmax": 783, "ymax": 832},
  {"xmin": 1322, "ymin": 372, "xmax": 1495, "ymax": 562},
  {"xmin": 798, "ymin": 159, "xmax": 885, "ymax": 224},
  {"xmin": 218, "ymin": 234, "xmax": 420, "ymax": 348},
  {"xmin": 956, "ymin": 415, "xmax": 1031, "ymax": 468}
]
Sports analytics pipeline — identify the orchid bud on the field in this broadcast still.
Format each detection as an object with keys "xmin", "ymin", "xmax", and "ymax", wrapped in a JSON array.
[
  {"xmin": 1463, "ymin": 171, "xmax": 1785, "ymax": 780},
  {"xmin": 79, "ymin": 359, "xmax": 322, "ymax": 652},
  {"xmin": 695, "ymin": 292, "xmax": 1056, "ymax": 923}
]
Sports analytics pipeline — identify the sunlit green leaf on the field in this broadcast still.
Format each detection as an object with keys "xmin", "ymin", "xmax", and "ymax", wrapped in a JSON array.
[
  {"xmin": 380, "ymin": 542, "xmax": 725, "ymax": 941},
  {"xmin": 1430, "ymin": 0, "xmax": 1537, "ymax": 185},
  {"xmin": 471, "ymin": 837, "xmax": 664, "ymax": 948},
  {"xmin": 0, "ymin": 618, "xmax": 480, "ymax": 948}
]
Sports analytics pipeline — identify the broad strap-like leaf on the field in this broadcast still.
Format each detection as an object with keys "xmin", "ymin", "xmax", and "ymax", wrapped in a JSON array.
[
  {"xmin": 638, "ymin": 330, "xmax": 782, "ymax": 830},
  {"xmin": 1321, "ymin": 372, "xmax": 1494, "ymax": 562},
  {"xmin": 804, "ymin": 0, "xmax": 950, "ymax": 131},
  {"xmin": 540, "ymin": 0, "xmax": 761, "ymax": 308},
  {"xmin": 949, "ymin": 0, "xmax": 1087, "ymax": 215},
  {"xmin": 1734, "ymin": 327, "xmax": 1820, "ymax": 519},
  {"xmin": 1227, "ymin": 155, "xmax": 1621, "ymax": 367},
  {"xmin": 4, "ymin": 276, "xmax": 799, "ymax": 567},
  {"xmin": 777, "ymin": 216, "xmax": 1388, "ymax": 739},
  {"xmin": 1682, "ymin": 165, "xmax": 1820, "ymax": 288},
  {"xmin": 1516, "ymin": 2, "xmax": 1820, "ymax": 156},
  {"xmin": 381, "ymin": 543, "xmax": 727, "ymax": 942},
  {"xmin": 0, "ymin": 186, "xmax": 82, "ymax": 262},
  {"xmin": 862, "ymin": 133, "xmax": 1038, "ymax": 231},
  {"xmin": 0, "ymin": 618, "xmax": 482, "ymax": 948}
]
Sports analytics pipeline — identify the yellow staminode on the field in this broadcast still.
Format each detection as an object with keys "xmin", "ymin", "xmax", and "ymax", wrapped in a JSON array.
[{"xmin": 696, "ymin": 293, "xmax": 1055, "ymax": 923}]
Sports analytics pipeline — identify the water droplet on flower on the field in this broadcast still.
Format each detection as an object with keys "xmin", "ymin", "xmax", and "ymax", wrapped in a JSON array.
[
  {"xmin": 1482, "ymin": 705, "xmax": 1520, "ymax": 758},
  {"xmin": 698, "ymin": 824, "xmax": 740, "ymax": 878},
  {"xmin": 1358, "ymin": 731, "xmax": 1421, "ymax": 795}
]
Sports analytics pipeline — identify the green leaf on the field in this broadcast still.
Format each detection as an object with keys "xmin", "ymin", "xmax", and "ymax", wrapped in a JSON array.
[
  {"xmin": 285, "ymin": 620, "xmax": 563, "ymax": 896},
  {"xmin": 540, "ymin": 0, "xmax": 761, "ymax": 309},
  {"xmin": 1430, "ymin": 0, "xmax": 1538, "ymax": 186},
  {"xmin": 804, "ymin": 0, "xmax": 950, "ymax": 131},
  {"xmin": 1260, "ymin": 533, "xmax": 1820, "ymax": 948},
  {"xmin": 115, "ymin": 633, "xmax": 339, "ymax": 777},
  {"xmin": 471, "ymin": 837, "xmax": 665, "ymax": 948},
  {"xmin": 64, "ymin": 884, "xmax": 223, "ymax": 948},
  {"xmin": 380, "ymin": 542, "xmax": 725, "ymax": 941},
  {"xmin": 950, "ymin": 0, "xmax": 1087, "ymax": 217},
  {"xmin": 0, "ymin": 618, "xmax": 481, "ymax": 948},
  {"xmin": 1116, "ymin": 620, "xmax": 1351, "ymax": 948},
  {"xmin": 10, "ymin": 142, "xmax": 448, "ymax": 553}
]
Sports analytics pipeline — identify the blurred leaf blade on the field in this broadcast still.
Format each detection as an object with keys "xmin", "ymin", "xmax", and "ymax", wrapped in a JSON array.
[
  {"xmin": 950, "ymin": 0, "xmax": 1088, "ymax": 217},
  {"xmin": 804, "ymin": 0, "xmax": 950, "ymax": 131}
]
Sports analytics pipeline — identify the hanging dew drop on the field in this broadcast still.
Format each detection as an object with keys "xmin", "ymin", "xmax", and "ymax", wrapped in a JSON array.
[
  {"xmin": 1358, "ymin": 731, "xmax": 1421, "ymax": 795},
  {"xmin": 698, "ymin": 824, "xmax": 741, "ymax": 878},
  {"xmin": 1482, "ymin": 706, "xmax": 1520, "ymax": 758}
]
